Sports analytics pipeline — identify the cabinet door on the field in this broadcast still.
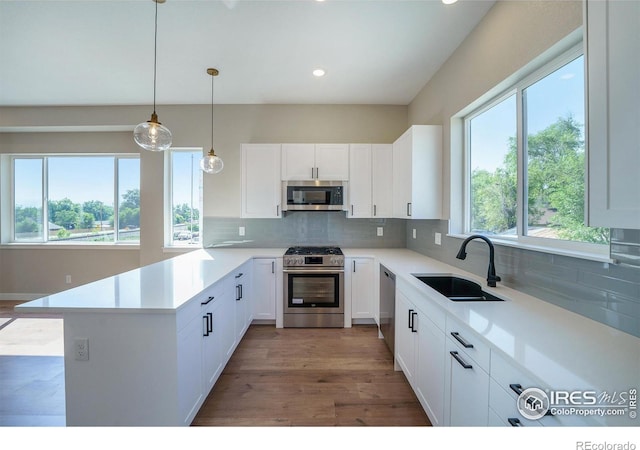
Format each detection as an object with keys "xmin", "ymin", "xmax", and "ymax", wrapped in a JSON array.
[
  {"xmin": 177, "ymin": 312, "xmax": 203, "ymax": 424},
  {"xmin": 219, "ymin": 285, "xmax": 237, "ymax": 364},
  {"xmin": 392, "ymin": 130, "xmax": 412, "ymax": 218},
  {"xmin": 447, "ymin": 339, "xmax": 489, "ymax": 426},
  {"xmin": 395, "ymin": 290, "xmax": 417, "ymax": 385},
  {"xmin": 281, "ymin": 144, "xmax": 316, "ymax": 180},
  {"xmin": 253, "ymin": 258, "xmax": 277, "ymax": 320},
  {"xmin": 415, "ymin": 312, "xmax": 445, "ymax": 426},
  {"xmin": 315, "ymin": 144, "xmax": 349, "ymax": 180},
  {"xmin": 202, "ymin": 298, "xmax": 223, "ymax": 392},
  {"xmin": 348, "ymin": 144, "xmax": 372, "ymax": 218},
  {"xmin": 586, "ymin": 0, "xmax": 640, "ymax": 228},
  {"xmin": 241, "ymin": 144, "xmax": 282, "ymax": 218},
  {"xmin": 233, "ymin": 270, "xmax": 251, "ymax": 341},
  {"xmin": 349, "ymin": 258, "xmax": 374, "ymax": 319},
  {"xmin": 372, "ymin": 144, "xmax": 393, "ymax": 218}
]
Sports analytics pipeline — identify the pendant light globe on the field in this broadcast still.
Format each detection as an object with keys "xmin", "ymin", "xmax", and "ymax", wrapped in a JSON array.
[{"xmin": 134, "ymin": 0, "xmax": 172, "ymax": 152}]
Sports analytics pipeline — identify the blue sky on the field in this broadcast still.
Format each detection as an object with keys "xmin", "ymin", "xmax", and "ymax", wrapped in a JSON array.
[{"xmin": 470, "ymin": 55, "xmax": 584, "ymax": 172}]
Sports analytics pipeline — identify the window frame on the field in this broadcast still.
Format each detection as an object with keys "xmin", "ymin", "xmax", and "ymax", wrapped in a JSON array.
[
  {"xmin": 165, "ymin": 147, "xmax": 204, "ymax": 249},
  {"xmin": 461, "ymin": 43, "xmax": 609, "ymax": 259},
  {"xmin": 8, "ymin": 153, "xmax": 140, "ymax": 246}
]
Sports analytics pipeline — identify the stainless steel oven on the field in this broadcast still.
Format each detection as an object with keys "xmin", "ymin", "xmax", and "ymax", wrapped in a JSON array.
[{"xmin": 283, "ymin": 246, "xmax": 344, "ymax": 328}]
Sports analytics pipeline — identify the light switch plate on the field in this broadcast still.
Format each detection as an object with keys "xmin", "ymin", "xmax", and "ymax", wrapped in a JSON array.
[
  {"xmin": 239, "ymin": 226, "xmax": 245, "ymax": 236},
  {"xmin": 377, "ymin": 227, "xmax": 383, "ymax": 237},
  {"xmin": 435, "ymin": 232, "xmax": 442, "ymax": 245},
  {"xmin": 412, "ymin": 229, "xmax": 417, "ymax": 239}
]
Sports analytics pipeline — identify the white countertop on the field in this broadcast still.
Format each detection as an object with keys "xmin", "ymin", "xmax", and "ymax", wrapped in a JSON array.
[
  {"xmin": 17, "ymin": 246, "xmax": 640, "ymax": 409},
  {"xmin": 16, "ymin": 248, "xmax": 286, "ymax": 314}
]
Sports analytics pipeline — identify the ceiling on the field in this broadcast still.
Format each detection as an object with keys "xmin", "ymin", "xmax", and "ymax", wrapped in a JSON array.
[{"xmin": 0, "ymin": 0, "xmax": 495, "ymax": 107}]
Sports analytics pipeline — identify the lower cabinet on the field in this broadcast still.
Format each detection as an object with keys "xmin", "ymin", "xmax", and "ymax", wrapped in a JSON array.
[
  {"xmin": 395, "ymin": 284, "xmax": 446, "ymax": 426},
  {"xmin": 444, "ymin": 316, "xmax": 490, "ymax": 426},
  {"xmin": 230, "ymin": 262, "xmax": 253, "ymax": 342},
  {"xmin": 346, "ymin": 257, "xmax": 375, "ymax": 322},
  {"xmin": 252, "ymin": 258, "xmax": 278, "ymax": 320},
  {"xmin": 177, "ymin": 304, "xmax": 204, "ymax": 425}
]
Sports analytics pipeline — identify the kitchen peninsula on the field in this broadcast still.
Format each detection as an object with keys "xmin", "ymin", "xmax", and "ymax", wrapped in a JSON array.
[{"xmin": 16, "ymin": 248, "xmax": 640, "ymax": 427}]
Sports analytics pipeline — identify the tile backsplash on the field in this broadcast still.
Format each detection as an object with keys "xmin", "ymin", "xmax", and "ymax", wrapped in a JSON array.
[
  {"xmin": 406, "ymin": 220, "xmax": 640, "ymax": 338},
  {"xmin": 203, "ymin": 212, "xmax": 406, "ymax": 249}
]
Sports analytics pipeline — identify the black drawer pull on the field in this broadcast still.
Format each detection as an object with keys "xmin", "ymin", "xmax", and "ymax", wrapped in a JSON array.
[
  {"xmin": 451, "ymin": 331, "xmax": 474, "ymax": 348},
  {"xmin": 235, "ymin": 272, "xmax": 244, "ymax": 279},
  {"xmin": 411, "ymin": 311, "xmax": 418, "ymax": 333},
  {"xmin": 408, "ymin": 309, "xmax": 414, "ymax": 329},
  {"xmin": 508, "ymin": 418, "xmax": 522, "ymax": 427},
  {"xmin": 201, "ymin": 295, "xmax": 215, "ymax": 305},
  {"xmin": 450, "ymin": 351, "xmax": 472, "ymax": 369},
  {"xmin": 510, "ymin": 383, "xmax": 524, "ymax": 396}
]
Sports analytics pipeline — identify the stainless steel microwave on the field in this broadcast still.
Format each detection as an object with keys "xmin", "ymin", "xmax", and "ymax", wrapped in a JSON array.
[{"xmin": 282, "ymin": 181, "xmax": 345, "ymax": 211}]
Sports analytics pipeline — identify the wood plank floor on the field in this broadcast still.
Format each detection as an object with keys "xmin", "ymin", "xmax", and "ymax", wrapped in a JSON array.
[{"xmin": 192, "ymin": 325, "xmax": 430, "ymax": 427}]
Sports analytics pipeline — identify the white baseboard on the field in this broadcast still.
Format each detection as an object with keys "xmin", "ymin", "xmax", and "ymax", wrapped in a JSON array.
[{"xmin": 0, "ymin": 293, "xmax": 49, "ymax": 301}]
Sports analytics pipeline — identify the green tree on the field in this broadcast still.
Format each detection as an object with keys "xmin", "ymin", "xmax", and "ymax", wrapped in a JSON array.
[
  {"xmin": 120, "ymin": 189, "xmax": 140, "ymax": 209},
  {"xmin": 48, "ymin": 198, "xmax": 81, "ymax": 229},
  {"xmin": 82, "ymin": 200, "xmax": 114, "ymax": 224},
  {"xmin": 471, "ymin": 115, "xmax": 608, "ymax": 244}
]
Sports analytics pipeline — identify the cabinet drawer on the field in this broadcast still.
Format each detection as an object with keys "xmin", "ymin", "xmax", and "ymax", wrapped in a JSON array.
[
  {"xmin": 445, "ymin": 315, "xmax": 490, "ymax": 372},
  {"xmin": 489, "ymin": 378, "xmax": 542, "ymax": 427},
  {"xmin": 490, "ymin": 351, "xmax": 589, "ymax": 426}
]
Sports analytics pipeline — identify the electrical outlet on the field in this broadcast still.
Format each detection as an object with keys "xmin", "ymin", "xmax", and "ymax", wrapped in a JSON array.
[
  {"xmin": 74, "ymin": 338, "xmax": 89, "ymax": 361},
  {"xmin": 377, "ymin": 227, "xmax": 383, "ymax": 237},
  {"xmin": 239, "ymin": 226, "xmax": 245, "ymax": 236},
  {"xmin": 412, "ymin": 229, "xmax": 417, "ymax": 239},
  {"xmin": 435, "ymin": 232, "xmax": 442, "ymax": 246},
  {"xmin": 65, "ymin": 275, "xmax": 72, "ymax": 284}
]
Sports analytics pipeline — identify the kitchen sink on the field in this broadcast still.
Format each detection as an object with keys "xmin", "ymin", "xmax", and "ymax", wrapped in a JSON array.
[{"xmin": 413, "ymin": 275, "xmax": 504, "ymax": 302}]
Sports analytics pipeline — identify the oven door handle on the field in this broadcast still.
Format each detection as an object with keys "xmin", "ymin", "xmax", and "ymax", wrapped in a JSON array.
[{"xmin": 283, "ymin": 269, "xmax": 345, "ymax": 274}]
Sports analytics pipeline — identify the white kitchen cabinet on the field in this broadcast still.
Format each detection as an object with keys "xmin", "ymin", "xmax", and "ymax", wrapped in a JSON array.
[
  {"xmin": 252, "ymin": 258, "xmax": 278, "ymax": 321},
  {"xmin": 347, "ymin": 144, "xmax": 372, "ymax": 218},
  {"xmin": 392, "ymin": 125, "xmax": 442, "ymax": 219},
  {"xmin": 177, "ymin": 302, "xmax": 204, "ymax": 425},
  {"xmin": 444, "ymin": 318, "xmax": 490, "ymax": 426},
  {"xmin": 372, "ymin": 144, "xmax": 393, "ymax": 218},
  {"xmin": 394, "ymin": 285, "xmax": 447, "ymax": 426},
  {"xmin": 585, "ymin": 0, "xmax": 640, "ymax": 228},
  {"xmin": 346, "ymin": 257, "xmax": 375, "ymax": 321},
  {"xmin": 241, "ymin": 144, "xmax": 282, "ymax": 218},
  {"xmin": 347, "ymin": 144, "xmax": 393, "ymax": 218},
  {"xmin": 200, "ymin": 281, "xmax": 226, "ymax": 393},
  {"xmin": 281, "ymin": 143, "xmax": 349, "ymax": 180},
  {"xmin": 229, "ymin": 261, "xmax": 253, "ymax": 343}
]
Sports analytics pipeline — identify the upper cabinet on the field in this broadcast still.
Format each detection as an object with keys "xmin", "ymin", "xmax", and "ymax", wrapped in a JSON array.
[
  {"xmin": 241, "ymin": 144, "xmax": 282, "ymax": 218},
  {"xmin": 585, "ymin": 0, "xmax": 640, "ymax": 228},
  {"xmin": 281, "ymin": 143, "xmax": 349, "ymax": 181},
  {"xmin": 392, "ymin": 125, "xmax": 443, "ymax": 219},
  {"xmin": 347, "ymin": 144, "xmax": 393, "ymax": 218}
]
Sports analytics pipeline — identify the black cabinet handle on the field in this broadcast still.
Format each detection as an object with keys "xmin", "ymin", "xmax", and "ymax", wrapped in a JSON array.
[
  {"xmin": 239, "ymin": 284, "xmax": 243, "ymax": 300},
  {"xmin": 351, "ymin": 205, "xmax": 354, "ymax": 216},
  {"xmin": 508, "ymin": 418, "xmax": 522, "ymax": 427},
  {"xmin": 510, "ymin": 383, "xmax": 524, "ymax": 396},
  {"xmin": 203, "ymin": 313, "xmax": 213, "ymax": 337},
  {"xmin": 207, "ymin": 312, "xmax": 213, "ymax": 333},
  {"xmin": 271, "ymin": 261, "xmax": 275, "ymax": 274},
  {"xmin": 451, "ymin": 331, "xmax": 474, "ymax": 348},
  {"xmin": 450, "ymin": 351, "xmax": 472, "ymax": 369},
  {"xmin": 236, "ymin": 285, "xmax": 241, "ymax": 301},
  {"xmin": 235, "ymin": 273, "xmax": 243, "ymax": 279},
  {"xmin": 353, "ymin": 260, "xmax": 356, "ymax": 272},
  {"xmin": 373, "ymin": 204, "xmax": 377, "ymax": 216},
  {"xmin": 201, "ymin": 295, "xmax": 214, "ymax": 306},
  {"xmin": 408, "ymin": 309, "xmax": 414, "ymax": 329},
  {"xmin": 411, "ymin": 311, "xmax": 418, "ymax": 332},
  {"xmin": 406, "ymin": 202, "xmax": 411, "ymax": 217}
]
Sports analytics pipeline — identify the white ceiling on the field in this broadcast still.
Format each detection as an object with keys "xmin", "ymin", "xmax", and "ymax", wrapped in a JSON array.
[{"xmin": 0, "ymin": 0, "xmax": 495, "ymax": 107}]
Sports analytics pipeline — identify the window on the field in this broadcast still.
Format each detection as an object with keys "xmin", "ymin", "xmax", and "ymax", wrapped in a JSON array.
[
  {"xmin": 168, "ymin": 149, "xmax": 202, "ymax": 247},
  {"xmin": 12, "ymin": 155, "xmax": 140, "ymax": 244},
  {"xmin": 465, "ymin": 47, "xmax": 609, "ymax": 253}
]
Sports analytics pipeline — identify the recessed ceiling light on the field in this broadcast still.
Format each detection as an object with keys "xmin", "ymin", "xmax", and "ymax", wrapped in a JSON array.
[{"xmin": 313, "ymin": 69, "xmax": 326, "ymax": 77}]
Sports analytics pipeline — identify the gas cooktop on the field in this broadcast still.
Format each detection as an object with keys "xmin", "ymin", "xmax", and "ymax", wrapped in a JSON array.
[{"xmin": 284, "ymin": 246, "xmax": 343, "ymax": 256}]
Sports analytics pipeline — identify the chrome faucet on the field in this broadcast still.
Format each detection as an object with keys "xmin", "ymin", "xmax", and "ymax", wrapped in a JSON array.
[{"xmin": 456, "ymin": 234, "xmax": 501, "ymax": 287}]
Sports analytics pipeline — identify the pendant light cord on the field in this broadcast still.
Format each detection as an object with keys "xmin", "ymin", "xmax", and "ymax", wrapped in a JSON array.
[
  {"xmin": 211, "ymin": 71, "xmax": 214, "ymax": 150},
  {"xmin": 153, "ymin": 0, "xmax": 158, "ymax": 115}
]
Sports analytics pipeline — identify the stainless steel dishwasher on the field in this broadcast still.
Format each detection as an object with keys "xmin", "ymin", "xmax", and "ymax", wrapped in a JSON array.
[{"xmin": 379, "ymin": 264, "xmax": 395, "ymax": 355}]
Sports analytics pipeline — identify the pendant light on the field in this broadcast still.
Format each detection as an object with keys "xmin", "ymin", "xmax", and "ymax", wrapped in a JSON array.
[
  {"xmin": 200, "ymin": 68, "xmax": 224, "ymax": 174},
  {"xmin": 134, "ymin": 0, "xmax": 172, "ymax": 152}
]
